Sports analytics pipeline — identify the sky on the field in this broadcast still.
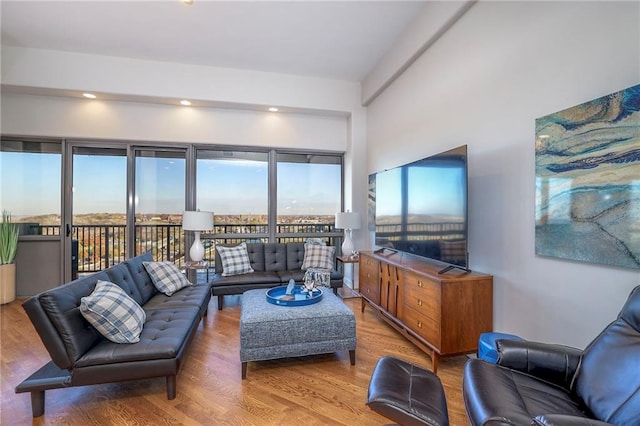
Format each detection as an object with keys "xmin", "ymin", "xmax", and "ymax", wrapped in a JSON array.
[
  {"xmin": 375, "ymin": 165, "xmax": 465, "ymax": 219},
  {"xmin": 1, "ymin": 152, "xmax": 341, "ymax": 218}
]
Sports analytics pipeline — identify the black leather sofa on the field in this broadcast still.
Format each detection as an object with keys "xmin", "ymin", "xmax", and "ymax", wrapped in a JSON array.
[
  {"xmin": 211, "ymin": 242, "xmax": 343, "ymax": 310},
  {"xmin": 15, "ymin": 252, "xmax": 211, "ymax": 417},
  {"xmin": 463, "ymin": 285, "xmax": 640, "ymax": 425}
]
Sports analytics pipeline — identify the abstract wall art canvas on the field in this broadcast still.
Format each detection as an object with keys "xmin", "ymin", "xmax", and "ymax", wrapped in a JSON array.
[{"xmin": 535, "ymin": 84, "xmax": 640, "ymax": 269}]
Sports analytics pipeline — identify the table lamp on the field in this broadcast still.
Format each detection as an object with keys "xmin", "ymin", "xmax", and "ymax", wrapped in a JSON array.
[
  {"xmin": 335, "ymin": 211, "xmax": 361, "ymax": 257},
  {"xmin": 182, "ymin": 210, "xmax": 214, "ymax": 262}
]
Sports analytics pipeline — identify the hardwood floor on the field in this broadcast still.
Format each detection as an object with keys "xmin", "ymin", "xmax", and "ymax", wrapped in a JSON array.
[{"xmin": 1, "ymin": 293, "xmax": 471, "ymax": 425}]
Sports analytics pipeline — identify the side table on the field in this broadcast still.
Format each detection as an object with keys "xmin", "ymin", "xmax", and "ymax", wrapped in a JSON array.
[
  {"xmin": 336, "ymin": 254, "xmax": 360, "ymax": 291},
  {"xmin": 182, "ymin": 260, "xmax": 210, "ymax": 284}
]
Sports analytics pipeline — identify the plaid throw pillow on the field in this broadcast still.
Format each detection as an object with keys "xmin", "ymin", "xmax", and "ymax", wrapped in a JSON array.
[
  {"xmin": 301, "ymin": 243, "xmax": 335, "ymax": 270},
  {"xmin": 143, "ymin": 261, "xmax": 192, "ymax": 296},
  {"xmin": 218, "ymin": 242, "xmax": 254, "ymax": 277},
  {"xmin": 80, "ymin": 280, "xmax": 146, "ymax": 344}
]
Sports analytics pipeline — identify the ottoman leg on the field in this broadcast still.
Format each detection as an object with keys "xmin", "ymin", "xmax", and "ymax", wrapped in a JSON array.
[
  {"xmin": 349, "ymin": 349, "xmax": 356, "ymax": 365},
  {"xmin": 242, "ymin": 362, "xmax": 247, "ymax": 380},
  {"xmin": 367, "ymin": 356, "xmax": 449, "ymax": 426}
]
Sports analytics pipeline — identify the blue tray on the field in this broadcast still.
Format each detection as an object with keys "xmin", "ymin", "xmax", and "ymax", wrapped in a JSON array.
[{"xmin": 266, "ymin": 285, "xmax": 323, "ymax": 307}]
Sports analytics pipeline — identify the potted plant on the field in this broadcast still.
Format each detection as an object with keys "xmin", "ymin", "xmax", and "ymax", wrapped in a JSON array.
[{"xmin": 0, "ymin": 210, "xmax": 19, "ymax": 304}]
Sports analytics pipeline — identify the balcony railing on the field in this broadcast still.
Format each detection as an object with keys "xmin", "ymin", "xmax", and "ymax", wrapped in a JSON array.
[{"xmin": 36, "ymin": 223, "xmax": 338, "ymax": 274}]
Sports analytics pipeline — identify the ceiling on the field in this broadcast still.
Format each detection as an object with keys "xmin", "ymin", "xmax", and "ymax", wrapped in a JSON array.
[{"xmin": 1, "ymin": 0, "xmax": 427, "ymax": 82}]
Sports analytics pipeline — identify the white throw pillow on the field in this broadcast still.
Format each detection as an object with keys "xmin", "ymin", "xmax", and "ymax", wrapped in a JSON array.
[
  {"xmin": 218, "ymin": 242, "xmax": 254, "ymax": 277},
  {"xmin": 143, "ymin": 261, "xmax": 192, "ymax": 296},
  {"xmin": 301, "ymin": 243, "xmax": 335, "ymax": 270},
  {"xmin": 80, "ymin": 280, "xmax": 146, "ymax": 344}
]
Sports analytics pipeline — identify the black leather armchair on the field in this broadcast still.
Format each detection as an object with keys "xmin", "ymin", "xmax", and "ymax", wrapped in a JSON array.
[{"xmin": 463, "ymin": 285, "xmax": 640, "ymax": 425}]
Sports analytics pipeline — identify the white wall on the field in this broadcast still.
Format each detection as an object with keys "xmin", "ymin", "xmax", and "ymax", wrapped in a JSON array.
[
  {"xmin": 1, "ymin": 46, "xmax": 361, "ymax": 113},
  {"xmin": 1, "ymin": 92, "xmax": 348, "ymax": 150},
  {"xmin": 1, "ymin": 46, "xmax": 370, "ymax": 233},
  {"xmin": 366, "ymin": 1, "xmax": 640, "ymax": 348}
]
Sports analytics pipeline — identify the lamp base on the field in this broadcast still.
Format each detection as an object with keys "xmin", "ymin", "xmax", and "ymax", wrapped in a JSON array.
[
  {"xmin": 341, "ymin": 229, "xmax": 354, "ymax": 257},
  {"xmin": 190, "ymin": 231, "xmax": 205, "ymax": 262}
]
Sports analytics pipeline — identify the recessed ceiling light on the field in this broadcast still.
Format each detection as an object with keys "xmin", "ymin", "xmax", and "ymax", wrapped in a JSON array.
[
  {"xmin": 83, "ymin": 93, "xmax": 97, "ymax": 99},
  {"xmin": 268, "ymin": 107, "xmax": 279, "ymax": 112},
  {"xmin": 182, "ymin": 0, "xmax": 193, "ymax": 5},
  {"xmin": 180, "ymin": 100, "xmax": 191, "ymax": 106}
]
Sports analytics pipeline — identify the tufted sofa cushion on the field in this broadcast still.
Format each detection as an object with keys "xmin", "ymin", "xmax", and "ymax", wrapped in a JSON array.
[
  {"xmin": 286, "ymin": 243, "xmax": 305, "ymax": 270},
  {"xmin": 123, "ymin": 252, "xmax": 158, "ymax": 304},
  {"xmin": 74, "ymin": 307, "xmax": 200, "ymax": 367}
]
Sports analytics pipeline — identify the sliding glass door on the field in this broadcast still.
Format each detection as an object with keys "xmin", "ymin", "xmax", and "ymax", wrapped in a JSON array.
[
  {"xmin": 134, "ymin": 149, "xmax": 186, "ymax": 263},
  {"xmin": 71, "ymin": 146, "xmax": 127, "ymax": 275}
]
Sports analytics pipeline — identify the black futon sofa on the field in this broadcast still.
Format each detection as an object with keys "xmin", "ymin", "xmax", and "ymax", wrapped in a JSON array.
[
  {"xmin": 15, "ymin": 252, "xmax": 211, "ymax": 417},
  {"xmin": 211, "ymin": 242, "xmax": 343, "ymax": 310},
  {"xmin": 463, "ymin": 285, "xmax": 640, "ymax": 425}
]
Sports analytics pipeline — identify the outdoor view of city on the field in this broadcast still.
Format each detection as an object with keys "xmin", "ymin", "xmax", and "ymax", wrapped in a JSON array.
[
  {"xmin": 1, "ymin": 143, "xmax": 343, "ymax": 275},
  {"xmin": 15, "ymin": 213, "xmax": 337, "ymax": 274}
]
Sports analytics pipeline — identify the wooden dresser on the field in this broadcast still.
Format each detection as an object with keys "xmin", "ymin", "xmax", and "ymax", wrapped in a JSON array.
[{"xmin": 359, "ymin": 251, "xmax": 493, "ymax": 372}]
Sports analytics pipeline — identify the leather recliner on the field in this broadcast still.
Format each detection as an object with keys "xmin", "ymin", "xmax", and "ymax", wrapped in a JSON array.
[{"xmin": 463, "ymin": 285, "xmax": 640, "ymax": 425}]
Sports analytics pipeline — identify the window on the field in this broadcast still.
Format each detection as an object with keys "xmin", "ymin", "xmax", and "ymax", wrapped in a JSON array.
[
  {"xmin": 0, "ymin": 138, "xmax": 62, "ymax": 235},
  {"xmin": 276, "ymin": 153, "xmax": 341, "ymax": 243},
  {"xmin": 196, "ymin": 149, "xmax": 343, "ymax": 245},
  {"xmin": 135, "ymin": 149, "xmax": 187, "ymax": 261},
  {"xmin": 196, "ymin": 150, "xmax": 269, "ymax": 240},
  {"xmin": 72, "ymin": 146, "xmax": 127, "ymax": 270}
]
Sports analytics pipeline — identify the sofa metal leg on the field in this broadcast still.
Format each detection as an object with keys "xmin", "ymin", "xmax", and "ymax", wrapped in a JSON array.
[
  {"xmin": 349, "ymin": 350, "xmax": 356, "ymax": 365},
  {"xmin": 333, "ymin": 287, "xmax": 338, "ymax": 295},
  {"xmin": 217, "ymin": 295, "xmax": 224, "ymax": 310},
  {"xmin": 166, "ymin": 375, "xmax": 176, "ymax": 400},
  {"xmin": 242, "ymin": 362, "xmax": 247, "ymax": 380},
  {"xmin": 31, "ymin": 390, "xmax": 45, "ymax": 417}
]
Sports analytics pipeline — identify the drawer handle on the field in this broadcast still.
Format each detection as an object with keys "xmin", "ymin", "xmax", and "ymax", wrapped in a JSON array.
[
  {"xmin": 418, "ymin": 299, "xmax": 422, "ymax": 306},
  {"xmin": 418, "ymin": 281, "xmax": 423, "ymax": 288},
  {"xmin": 417, "ymin": 321, "xmax": 422, "ymax": 328}
]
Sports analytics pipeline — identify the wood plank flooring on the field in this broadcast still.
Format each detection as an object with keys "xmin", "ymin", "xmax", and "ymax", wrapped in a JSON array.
[{"xmin": 1, "ymin": 293, "xmax": 471, "ymax": 425}]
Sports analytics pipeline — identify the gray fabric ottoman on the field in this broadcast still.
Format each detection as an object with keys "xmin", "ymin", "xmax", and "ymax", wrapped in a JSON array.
[{"xmin": 240, "ymin": 287, "xmax": 356, "ymax": 379}]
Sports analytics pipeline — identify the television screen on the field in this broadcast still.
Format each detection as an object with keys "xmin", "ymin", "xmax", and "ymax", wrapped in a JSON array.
[{"xmin": 373, "ymin": 145, "xmax": 468, "ymax": 271}]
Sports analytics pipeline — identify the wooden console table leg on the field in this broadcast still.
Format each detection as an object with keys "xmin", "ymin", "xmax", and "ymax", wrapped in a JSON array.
[
  {"xmin": 431, "ymin": 352, "xmax": 440, "ymax": 374},
  {"xmin": 361, "ymin": 298, "xmax": 366, "ymax": 313}
]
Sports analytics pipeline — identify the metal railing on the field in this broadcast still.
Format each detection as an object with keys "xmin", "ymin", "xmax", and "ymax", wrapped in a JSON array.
[
  {"xmin": 375, "ymin": 222, "xmax": 466, "ymax": 241},
  {"xmin": 36, "ymin": 223, "xmax": 338, "ymax": 274}
]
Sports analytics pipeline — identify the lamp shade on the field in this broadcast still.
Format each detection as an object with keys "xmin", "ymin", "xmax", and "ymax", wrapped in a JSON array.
[
  {"xmin": 335, "ymin": 211, "xmax": 361, "ymax": 230},
  {"xmin": 182, "ymin": 211, "xmax": 214, "ymax": 231}
]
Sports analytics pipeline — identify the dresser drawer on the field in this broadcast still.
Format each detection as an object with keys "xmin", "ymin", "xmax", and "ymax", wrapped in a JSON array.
[
  {"xmin": 404, "ymin": 272, "xmax": 439, "ymax": 301},
  {"xmin": 404, "ymin": 289, "xmax": 440, "ymax": 323},
  {"xmin": 359, "ymin": 255, "xmax": 380, "ymax": 304},
  {"xmin": 404, "ymin": 307, "xmax": 441, "ymax": 350},
  {"xmin": 360, "ymin": 255, "xmax": 379, "ymax": 277}
]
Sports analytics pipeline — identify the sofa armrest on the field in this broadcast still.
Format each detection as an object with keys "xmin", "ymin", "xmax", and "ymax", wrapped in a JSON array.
[
  {"xmin": 496, "ymin": 340, "xmax": 582, "ymax": 390},
  {"xmin": 532, "ymin": 414, "xmax": 614, "ymax": 426}
]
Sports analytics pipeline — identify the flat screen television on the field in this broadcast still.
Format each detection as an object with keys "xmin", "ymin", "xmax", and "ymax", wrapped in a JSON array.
[{"xmin": 371, "ymin": 144, "xmax": 469, "ymax": 273}]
